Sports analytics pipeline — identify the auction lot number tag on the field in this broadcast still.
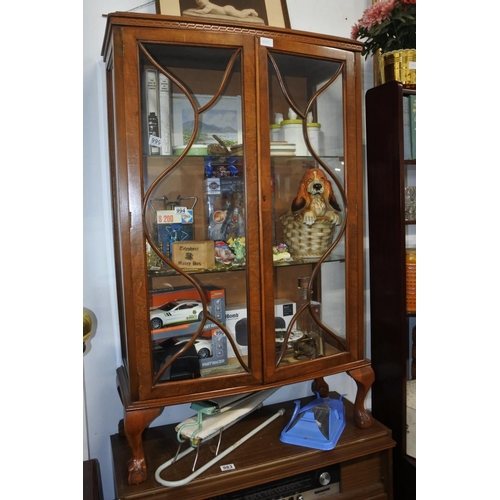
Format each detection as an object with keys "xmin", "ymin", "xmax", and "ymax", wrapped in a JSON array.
[{"xmin": 220, "ymin": 463, "xmax": 236, "ymax": 472}]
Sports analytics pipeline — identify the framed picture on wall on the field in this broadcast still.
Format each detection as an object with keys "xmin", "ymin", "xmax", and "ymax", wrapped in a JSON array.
[{"xmin": 155, "ymin": 0, "xmax": 291, "ymax": 28}]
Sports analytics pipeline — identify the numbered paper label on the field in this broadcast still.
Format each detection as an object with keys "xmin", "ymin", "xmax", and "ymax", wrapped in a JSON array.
[
  {"xmin": 220, "ymin": 463, "xmax": 236, "ymax": 472},
  {"xmin": 260, "ymin": 37, "xmax": 273, "ymax": 47},
  {"xmin": 149, "ymin": 135, "xmax": 162, "ymax": 148},
  {"xmin": 157, "ymin": 209, "xmax": 194, "ymax": 224}
]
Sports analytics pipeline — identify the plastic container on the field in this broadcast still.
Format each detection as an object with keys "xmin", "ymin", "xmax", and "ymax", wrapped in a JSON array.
[
  {"xmin": 406, "ymin": 248, "xmax": 416, "ymax": 312},
  {"xmin": 280, "ymin": 392, "xmax": 346, "ymax": 450},
  {"xmin": 306, "ymin": 123, "xmax": 321, "ymax": 156},
  {"xmin": 281, "ymin": 120, "xmax": 321, "ymax": 156},
  {"xmin": 270, "ymin": 124, "xmax": 281, "ymax": 141},
  {"xmin": 281, "ymin": 119, "xmax": 306, "ymax": 155}
]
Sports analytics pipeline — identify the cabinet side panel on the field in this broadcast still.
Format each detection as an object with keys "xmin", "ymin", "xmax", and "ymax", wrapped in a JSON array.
[
  {"xmin": 366, "ymin": 82, "xmax": 407, "ymax": 439},
  {"xmin": 366, "ymin": 81, "xmax": 415, "ymax": 500},
  {"xmin": 106, "ymin": 30, "xmax": 135, "ymax": 382}
]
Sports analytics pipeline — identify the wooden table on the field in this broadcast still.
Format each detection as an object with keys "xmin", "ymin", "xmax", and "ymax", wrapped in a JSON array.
[{"xmin": 111, "ymin": 393, "xmax": 395, "ymax": 499}]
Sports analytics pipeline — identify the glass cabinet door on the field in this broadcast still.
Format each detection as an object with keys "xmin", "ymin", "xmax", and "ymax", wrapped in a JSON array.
[
  {"xmin": 257, "ymin": 39, "xmax": 363, "ymax": 383},
  {"xmin": 114, "ymin": 26, "xmax": 364, "ymax": 399},
  {"xmin": 136, "ymin": 35, "xmax": 262, "ymax": 394}
]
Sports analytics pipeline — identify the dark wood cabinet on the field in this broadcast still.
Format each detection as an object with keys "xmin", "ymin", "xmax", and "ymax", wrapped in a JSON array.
[
  {"xmin": 102, "ymin": 11, "xmax": 375, "ymax": 486},
  {"xmin": 365, "ymin": 81, "xmax": 416, "ymax": 500}
]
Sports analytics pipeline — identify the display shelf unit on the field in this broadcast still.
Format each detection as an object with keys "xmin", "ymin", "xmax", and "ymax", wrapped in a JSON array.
[
  {"xmin": 365, "ymin": 80, "xmax": 416, "ymax": 500},
  {"xmin": 102, "ymin": 11, "xmax": 375, "ymax": 486}
]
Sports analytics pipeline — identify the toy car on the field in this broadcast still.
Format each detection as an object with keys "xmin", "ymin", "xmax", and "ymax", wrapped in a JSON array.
[
  {"xmin": 175, "ymin": 337, "xmax": 213, "ymax": 359},
  {"xmin": 150, "ymin": 300, "xmax": 204, "ymax": 330}
]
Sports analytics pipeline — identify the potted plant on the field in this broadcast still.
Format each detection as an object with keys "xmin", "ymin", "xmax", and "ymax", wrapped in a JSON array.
[{"xmin": 351, "ymin": 0, "xmax": 416, "ymax": 85}]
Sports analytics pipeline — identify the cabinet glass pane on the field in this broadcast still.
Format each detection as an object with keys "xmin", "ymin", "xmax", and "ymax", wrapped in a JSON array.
[
  {"xmin": 267, "ymin": 51, "xmax": 348, "ymax": 367},
  {"xmin": 140, "ymin": 44, "xmax": 250, "ymax": 384}
]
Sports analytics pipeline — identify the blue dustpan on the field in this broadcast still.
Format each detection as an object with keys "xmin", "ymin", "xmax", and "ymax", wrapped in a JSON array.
[{"xmin": 280, "ymin": 392, "xmax": 346, "ymax": 450}]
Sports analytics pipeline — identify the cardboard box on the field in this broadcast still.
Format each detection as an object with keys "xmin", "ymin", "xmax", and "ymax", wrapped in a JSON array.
[
  {"xmin": 274, "ymin": 298, "xmax": 297, "ymax": 328},
  {"xmin": 224, "ymin": 299, "xmax": 296, "ymax": 357},
  {"xmin": 171, "ymin": 241, "xmax": 215, "ymax": 270},
  {"xmin": 199, "ymin": 328, "xmax": 228, "ymax": 368},
  {"xmin": 204, "ymin": 176, "xmax": 245, "ymax": 241},
  {"xmin": 204, "ymin": 156, "xmax": 243, "ymax": 178},
  {"xmin": 151, "ymin": 319, "xmax": 219, "ymax": 342},
  {"xmin": 150, "ymin": 285, "xmax": 225, "ymax": 343},
  {"xmin": 151, "ymin": 285, "xmax": 225, "ymax": 321},
  {"xmin": 203, "ymin": 176, "xmax": 245, "ymax": 195}
]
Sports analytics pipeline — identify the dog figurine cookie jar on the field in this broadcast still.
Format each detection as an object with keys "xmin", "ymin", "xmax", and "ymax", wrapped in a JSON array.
[{"xmin": 280, "ymin": 167, "xmax": 342, "ymax": 260}]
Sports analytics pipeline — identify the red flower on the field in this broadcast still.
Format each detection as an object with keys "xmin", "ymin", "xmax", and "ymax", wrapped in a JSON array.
[{"xmin": 358, "ymin": 0, "xmax": 396, "ymax": 30}]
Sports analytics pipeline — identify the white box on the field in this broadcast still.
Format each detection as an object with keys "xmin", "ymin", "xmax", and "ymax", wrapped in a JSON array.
[
  {"xmin": 224, "ymin": 299, "xmax": 296, "ymax": 358},
  {"xmin": 274, "ymin": 298, "xmax": 296, "ymax": 329}
]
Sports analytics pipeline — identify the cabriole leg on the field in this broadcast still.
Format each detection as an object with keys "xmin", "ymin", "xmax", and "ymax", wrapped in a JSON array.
[
  {"xmin": 124, "ymin": 407, "xmax": 163, "ymax": 485},
  {"xmin": 348, "ymin": 366, "xmax": 375, "ymax": 429}
]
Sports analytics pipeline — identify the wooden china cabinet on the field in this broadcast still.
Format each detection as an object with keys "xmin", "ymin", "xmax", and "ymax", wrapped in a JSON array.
[{"xmin": 102, "ymin": 12, "xmax": 375, "ymax": 486}]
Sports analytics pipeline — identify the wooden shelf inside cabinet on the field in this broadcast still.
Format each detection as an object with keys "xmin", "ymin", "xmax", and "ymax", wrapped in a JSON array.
[
  {"xmin": 111, "ymin": 393, "xmax": 395, "ymax": 500},
  {"xmin": 366, "ymin": 81, "xmax": 416, "ymax": 500}
]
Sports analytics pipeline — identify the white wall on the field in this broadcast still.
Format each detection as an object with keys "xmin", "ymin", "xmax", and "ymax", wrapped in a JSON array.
[{"xmin": 83, "ymin": 1, "xmax": 372, "ymax": 498}]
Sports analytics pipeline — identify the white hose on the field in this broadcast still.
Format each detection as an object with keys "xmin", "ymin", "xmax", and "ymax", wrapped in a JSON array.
[{"xmin": 155, "ymin": 408, "xmax": 285, "ymax": 487}]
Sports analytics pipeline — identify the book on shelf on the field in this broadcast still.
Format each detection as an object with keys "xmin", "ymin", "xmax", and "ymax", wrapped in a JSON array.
[
  {"xmin": 143, "ymin": 68, "xmax": 161, "ymax": 155},
  {"xmin": 402, "ymin": 95, "xmax": 412, "ymax": 160},
  {"xmin": 158, "ymin": 72, "xmax": 172, "ymax": 155},
  {"xmin": 409, "ymin": 94, "xmax": 416, "ymax": 160}
]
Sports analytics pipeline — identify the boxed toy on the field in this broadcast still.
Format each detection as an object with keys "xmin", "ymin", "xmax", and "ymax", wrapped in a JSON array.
[
  {"xmin": 151, "ymin": 284, "xmax": 224, "ymax": 314},
  {"xmin": 150, "ymin": 285, "xmax": 226, "ymax": 342},
  {"xmin": 204, "ymin": 156, "xmax": 243, "ymax": 179},
  {"xmin": 204, "ymin": 176, "xmax": 245, "ymax": 241},
  {"xmin": 224, "ymin": 299, "xmax": 296, "ymax": 357},
  {"xmin": 197, "ymin": 327, "xmax": 227, "ymax": 368}
]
